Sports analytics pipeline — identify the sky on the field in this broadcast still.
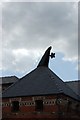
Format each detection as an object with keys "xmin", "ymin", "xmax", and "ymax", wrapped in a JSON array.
[{"xmin": 0, "ymin": 1, "xmax": 79, "ymax": 81}]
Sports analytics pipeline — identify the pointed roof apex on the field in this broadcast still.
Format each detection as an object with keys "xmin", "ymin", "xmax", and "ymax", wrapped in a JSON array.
[{"xmin": 37, "ymin": 46, "xmax": 55, "ymax": 67}]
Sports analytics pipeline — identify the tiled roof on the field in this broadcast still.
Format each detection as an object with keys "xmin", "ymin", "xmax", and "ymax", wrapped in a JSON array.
[{"xmin": 2, "ymin": 67, "xmax": 80, "ymax": 101}]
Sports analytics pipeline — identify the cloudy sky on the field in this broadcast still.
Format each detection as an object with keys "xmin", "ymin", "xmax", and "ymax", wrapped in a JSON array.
[{"xmin": 0, "ymin": 1, "xmax": 79, "ymax": 81}]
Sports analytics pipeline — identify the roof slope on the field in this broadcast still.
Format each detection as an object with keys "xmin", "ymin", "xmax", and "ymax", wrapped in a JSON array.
[
  {"xmin": 2, "ymin": 67, "xmax": 80, "ymax": 101},
  {"xmin": 0, "ymin": 76, "xmax": 19, "ymax": 84},
  {"xmin": 66, "ymin": 80, "xmax": 80, "ymax": 97},
  {"xmin": 2, "ymin": 47, "xmax": 80, "ymax": 101}
]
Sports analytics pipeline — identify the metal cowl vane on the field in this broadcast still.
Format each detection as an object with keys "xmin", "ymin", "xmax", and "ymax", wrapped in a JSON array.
[{"xmin": 37, "ymin": 46, "xmax": 55, "ymax": 67}]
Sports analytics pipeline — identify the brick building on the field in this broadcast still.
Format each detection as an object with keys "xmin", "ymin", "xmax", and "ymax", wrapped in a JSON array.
[{"xmin": 2, "ymin": 46, "xmax": 80, "ymax": 120}]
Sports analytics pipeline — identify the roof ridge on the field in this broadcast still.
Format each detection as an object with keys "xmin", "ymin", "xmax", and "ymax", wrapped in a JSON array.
[
  {"xmin": 48, "ymin": 69, "xmax": 63, "ymax": 93},
  {"xmin": 65, "ymin": 80, "xmax": 80, "ymax": 83}
]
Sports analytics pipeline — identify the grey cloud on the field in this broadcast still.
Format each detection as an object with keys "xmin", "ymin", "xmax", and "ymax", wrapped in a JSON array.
[
  {"xmin": 78, "ymin": 2, "xmax": 80, "ymax": 79},
  {"xmin": 3, "ymin": 2, "xmax": 77, "ymax": 49}
]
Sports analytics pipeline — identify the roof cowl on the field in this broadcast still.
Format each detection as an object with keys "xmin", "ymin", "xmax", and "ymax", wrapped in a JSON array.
[{"xmin": 37, "ymin": 46, "xmax": 55, "ymax": 67}]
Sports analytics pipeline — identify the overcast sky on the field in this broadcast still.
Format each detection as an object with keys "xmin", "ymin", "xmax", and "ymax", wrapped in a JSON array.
[{"xmin": 0, "ymin": 1, "xmax": 79, "ymax": 81}]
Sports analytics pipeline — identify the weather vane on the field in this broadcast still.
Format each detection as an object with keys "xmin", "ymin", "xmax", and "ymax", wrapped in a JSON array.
[{"xmin": 49, "ymin": 52, "xmax": 55, "ymax": 58}]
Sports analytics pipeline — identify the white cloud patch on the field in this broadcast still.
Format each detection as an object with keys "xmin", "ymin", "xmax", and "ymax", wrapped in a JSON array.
[
  {"xmin": 1, "ymin": 2, "xmax": 78, "ymax": 77},
  {"xmin": 13, "ymin": 49, "xmax": 29, "ymax": 58}
]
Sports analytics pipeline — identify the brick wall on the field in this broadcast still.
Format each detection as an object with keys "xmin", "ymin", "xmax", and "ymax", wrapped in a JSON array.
[{"xmin": 2, "ymin": 94, "xmax": 80, "ymax": 119}]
